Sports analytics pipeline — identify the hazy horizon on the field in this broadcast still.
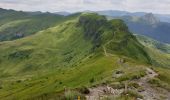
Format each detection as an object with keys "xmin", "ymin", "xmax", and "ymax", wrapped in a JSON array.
[{"xmin": 0, "ymin": 0, "xmax": 170, "ymax": 14}]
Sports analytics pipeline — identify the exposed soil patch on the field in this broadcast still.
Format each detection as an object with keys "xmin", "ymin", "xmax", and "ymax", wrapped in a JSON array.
[{"xmin": 86, "ymin": 68, "xmax": 170, "ymax": 100}]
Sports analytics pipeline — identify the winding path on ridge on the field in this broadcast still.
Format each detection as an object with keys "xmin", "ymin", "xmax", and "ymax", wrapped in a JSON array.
[
  {"xmin": 85, "ymin": 67, "xmax": 170, "ymax": 100},
  {"xmin": 89, "ymin": 43, "xmax": 170, "ymax": 100},
  {"xmin": 135, "ymin": 68, "xmax": 170, "ymax": 100},
  {"xmin": 102, "ymin": 30, "xmax": 118, "ymax": 57},
  {"xmin": 86, "ymin": 30, "xmax": 170, "ymax": 100},
  {"xmin": 102, "ymin": 40, "xmax": 115, "ymax": 57}
]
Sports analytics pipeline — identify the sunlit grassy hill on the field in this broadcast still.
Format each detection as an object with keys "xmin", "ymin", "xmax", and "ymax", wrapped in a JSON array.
[
  {"xmin": 0, "ymin": 8, "xmax": 81, "ymax": 41},
  {"xmin": 0, "ymin": 13, "xmax": 170, "ymax": 100},
  {"xmin": 0, "ymin": 13, "xmax": 154, "ymax": 99}
]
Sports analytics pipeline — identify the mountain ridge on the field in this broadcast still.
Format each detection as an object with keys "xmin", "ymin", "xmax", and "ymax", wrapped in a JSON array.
[
  {"xmin": 96, "ymin": 10, "xmax": 170, "ymax": 23},
  {"xmin": 0, "ymin": 13, "xmax": 153, "ymax": 99},
  {"xmin": 0, "ymin": 8, "xmax": 81, "ymax": 42},
  {"xmin": 0, "ymin": 8, "xmax": 169, "ymax": 100},
  {"xmin": 119, "ymin": 14, "xmax": 170, "ymax": 43}
]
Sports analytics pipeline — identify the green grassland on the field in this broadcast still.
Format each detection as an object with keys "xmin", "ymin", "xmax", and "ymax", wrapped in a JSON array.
[
  {"xmin": 0, "ymin": 13, "xmax": 169, "ymax": 100},
  {"xmin": 0, "ymin": 8, "xmax": 81, "ymax": 41},
  {"xmin": 136, "ymin": 34, "xmax": 170, "ymax": 54},
  {"xmin": 136, "ymin": 34, "xmax": 170, "ymax": 67},
  {"xmin": 136, "ymin": 34, "xmax": 170, "ymax": 93}
]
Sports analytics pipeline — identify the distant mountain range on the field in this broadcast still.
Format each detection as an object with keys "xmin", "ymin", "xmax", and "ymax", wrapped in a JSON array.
[
  {"xmin": 54, "ymin": 10, "xmax": 170, "ymax": 44},
  {"xmin": 81, "ymin": 10, "xmax": 170, "ymax": 44},
  {"xmin": 120, "ymin": 13, "xmax": 170, "ymax": 43},
  {"xmin": 96, "ymin": 10, "xmax": 170, "ymax": 23},
  {"xmin": 0, "ymin": 8, "xmax": 80, "ymax": 41},
  {"xmin": 0, "ymin": 8, "xmax": 170, "ymax": 44},
  {"xmin": 57, "ymin": 10, "xmax": 170, "ymax": 23}
]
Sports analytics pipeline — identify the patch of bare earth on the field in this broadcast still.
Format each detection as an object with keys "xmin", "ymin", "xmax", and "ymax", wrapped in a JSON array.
[
  {"xmin": 135, "ymin": 68, "xmax": 170, "ymax": 100},
  {"xmin": 85, "ymin": 85, "xmax": 123, "ymax": 100},
  {"xmin": 85, "ymin": 68, "xmax": 170, "ymax": 100}
]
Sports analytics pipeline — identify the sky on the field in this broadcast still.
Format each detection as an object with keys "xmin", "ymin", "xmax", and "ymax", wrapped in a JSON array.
[{"xmin": 0, "ymin": 0, "xmax": 170, "ymax": 14}]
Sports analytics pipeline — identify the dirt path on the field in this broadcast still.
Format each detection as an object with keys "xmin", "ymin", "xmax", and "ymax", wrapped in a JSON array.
[
  {"xmin": 99, "ymin": 34, "xmax": 170, "ymax": 99},
  {"xmin": 135, "ymin": 68, "xmax": 159, "ymax": 100},
  {"xmin": 102, "ymin": 30, "xmax": 118, "ymax": 57},
  {"xmin": 86, "ymin": 67, "xmax": 170, "ymax": 100},
  {"xmin": 85, "ymin": 86, "xmax": 123, "ymax": 100},
  {"xmin": 135, "ymin": 68, "xmax": 170, "ymax": 100},
  {"xmin": 102, "ymin": 40, "xmax": 115, "ymax": 57},
  {"xmin": 103, "ymin": 46, "xmax": 108, "ymax": 57}
]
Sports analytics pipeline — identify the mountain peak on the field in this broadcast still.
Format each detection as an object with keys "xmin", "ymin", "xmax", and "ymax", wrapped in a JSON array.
[
  {"xmin": 78, "ymin": 13, "xmax": 107, "ymax": 47},
  {"xmin": 141, "ymin": 13, "xmax": 160, "ymax": 25},
  {"xmin": 77, "ymin": 13, "xmax": 150, "ymax": 63}
]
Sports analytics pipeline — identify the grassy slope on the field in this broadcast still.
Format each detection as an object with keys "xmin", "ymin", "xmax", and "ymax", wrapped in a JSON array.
[
  {"xmin": 136, "ymin": 34, "xmax": 170, "ymax": 92},
  {"xmin": 79, "ymin": 13, "xmax": 150, "ymax": 63},
  {"xmin": 136, "ymin": 34, "xmax": 170, "ymax": 67},
  {"xmin": 136, "ymin": 34, "xmax": 170, "ymax": 53},
  {"xmin": 0, "ymin": 8, "xmax": 80, "ymax": 41},
  {"xmin": 0, "ymin": 13, "xmax": 153, "ymax": 99},
  {"xmin": 0, "ymin": 19, "xmax": 93, "ymax": 100},
  {"xmin": 143, "ymin": 47, "xmax": 170, "ymax": 92}
]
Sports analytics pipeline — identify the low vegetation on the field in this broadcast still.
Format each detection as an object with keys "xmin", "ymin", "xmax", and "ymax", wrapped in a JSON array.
[
  {"xmin": 0, "ymin": 12, "xmax": 169, "ymax": 100},
  {"xmin": 121, "ymin": 90, "xmax": 143, "ymax": 99},
  {"xmin": 115, "ymin": 67, "xmax": 146, "ymax": 82}
]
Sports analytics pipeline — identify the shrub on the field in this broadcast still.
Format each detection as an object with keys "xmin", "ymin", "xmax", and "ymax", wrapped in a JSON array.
[
  {"xmin": 64, "ymin": 90, "xmax": 84, "ymax": 100},
  {"xmin": 148, "ymin": 78, "xmax": 160, "ymax": 85},
  {"xmin": 117, "ymin": 76, "xmax": 130, "ymax": 82},
  {"xmin": 148, "ymin": 78, "xmax": 170, "ymax": 91},
  {"xmin": 16, "ymin": 80, "xmax": 22, "ymax": 83},
  {"xmin": 59, "ymin": 81, "xmax": 63, "ymax": 85},
  {"xmin": 89, "ymin": 77, "xmax": 95, "ymax": 83},
  {"xmin": 79, "ymin": 86, "xmax": 90, "ymax": 94},
  {"xmin": 0, "ymin": 86, "xmax": 2, "ymax": 89},
  {"xmin": 117, "ymin": 71, "xmax": 146, "ymax": 82},
  {"xmin": 137, "ymin": 87, "xmax": 145, "ymax": 92},
  {"xmin": 110, "ymin": 82, "xmax": 124, "ymax": 89},
  {"xmin": 131, "ymin": 71, "xmax": 146, "ymax": 80},
  {"xmin": 128, "ymin": 82, "xmax": 140, "ymax": 88},
  {"xmin": 131, "ymin": 75, "xmax": 141, "ymax": 80},
  {"xmin": 8, "ymin": 49, "xmax": 32, "ymax": 59},
  {"xmin": 63, "ymin": 56, "xmax": 73, "ymax": 63},
  {"xmin": 122, "ymin": 90, "xmax": 143, "ymax": 99},
  {"xmin": 115, "ymin": 70, "xmax": 124, "ymax": 74}
]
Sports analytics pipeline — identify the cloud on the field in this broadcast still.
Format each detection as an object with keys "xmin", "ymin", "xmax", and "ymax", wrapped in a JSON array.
[{"xmin": 0, "ymin": 0, "xmax": 169, "ymax": 14}]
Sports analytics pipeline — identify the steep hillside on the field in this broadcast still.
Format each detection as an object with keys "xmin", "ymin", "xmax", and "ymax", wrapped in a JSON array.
[
  {"xmin": 136, "ymin": 34, "xmax": 170, "ymax": 68},
  {"xmin": 78, "ymin": 13, "xmax": 150, "ymax": 63},
  {"xmin": 121, "ymin": 13, "xmax": 170, "ymax": 43},
  {"xmin": 0, "ymin": 8, "xmax": 80, "ymax": 41},
  {"xmin": 0, "ymin": 13, "xmax": 152, "ymax": 100},
  {"xmin": 136, "ymin": 35, "xmax": 170, "ymax": 97},
  {"xmin": 136, "ymin": 34, "xmax": 170, "ymax": 54}
]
